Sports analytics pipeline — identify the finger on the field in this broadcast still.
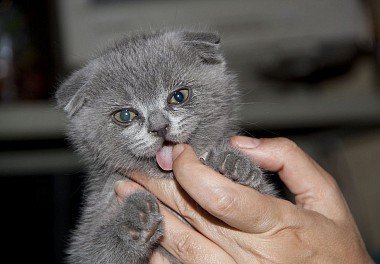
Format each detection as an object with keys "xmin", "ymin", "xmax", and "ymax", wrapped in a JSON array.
[
  {"xmin": 124, "ymin": 153, "xmax": 297, "ymax": 261},
  {"xmin": 127, "ymin": 167, "xmax": 280, "ymax": 263},
  {"xmin": 114, "ymin": 180, "xmax": 233, "ymax": 264},
  {"xmin": 230, "ymin": 136, "xmax": 334, "ymax": 194},
  {"xmin": 128, "ymin": 170, "xmax": 236, "ymax": 236},
  {"xmin": 114, "ymin": 180, "xmax": 235, "ymax": 262},
  {"xmin": 230, "ymin": 136, "xmax": 351, "ymax": 221},
  {"xmin": 171, "ymin": 144, "xmax": 295, "ymax": 234},
  {"xmin": 159, "ymin": 205, "xmax": 235, "ymax": 264},
  {"xmin": 149, "ymin": 250, "xmax": 171, "ymax": 264},
  {"xmin": 114, "ymin": 180, "xmax": 144, "ymax": 204}
]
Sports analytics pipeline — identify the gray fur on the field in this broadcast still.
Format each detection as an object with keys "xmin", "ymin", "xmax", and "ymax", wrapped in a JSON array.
[{"xmin": 56, "ymin": 30, "xmax": 276, "ymax": 264}]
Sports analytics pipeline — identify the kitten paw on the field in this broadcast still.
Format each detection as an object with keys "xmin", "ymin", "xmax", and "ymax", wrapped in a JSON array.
[
  {"xmin": 209, "ymin": 150, "xmax": 263, "ymax": 188},
  {"xmin": 116, "ymin": 191, "xmax": 163, "ymax": 246}
]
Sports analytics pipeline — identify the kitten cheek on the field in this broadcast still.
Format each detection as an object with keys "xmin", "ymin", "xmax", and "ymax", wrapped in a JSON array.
[
  {"xmin": 171, "ymin": 119, "xmax": 200, "ymax": 142},
  {"xmin": 124, "ymin": 129, "xmax": 163, "ymax": 158}
]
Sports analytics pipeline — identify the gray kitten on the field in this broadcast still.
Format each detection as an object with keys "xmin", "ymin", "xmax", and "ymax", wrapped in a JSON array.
[{"xmin": 56, "ymin": 31, "xmax": 276, "ymax": 264}]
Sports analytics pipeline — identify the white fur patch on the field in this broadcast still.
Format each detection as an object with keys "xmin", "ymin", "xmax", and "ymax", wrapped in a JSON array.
[{"xmin": 168, "ymin": 114, "xmax": 183, "ymax": 134}]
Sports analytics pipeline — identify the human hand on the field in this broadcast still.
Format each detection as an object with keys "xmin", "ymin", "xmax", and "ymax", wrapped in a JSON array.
[{"xmin": 115, "ymin": 137, "xmax": 373, "ymax": 263}]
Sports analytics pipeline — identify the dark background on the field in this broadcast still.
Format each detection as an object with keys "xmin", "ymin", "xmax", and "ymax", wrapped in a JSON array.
[{"xmin": 1, "ymin": 0, "xmax": 380, "ymax": 263}]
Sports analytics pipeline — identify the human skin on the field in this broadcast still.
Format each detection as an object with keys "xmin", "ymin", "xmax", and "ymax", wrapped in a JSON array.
[{"xmin": 115, "ymin": 137, "xmax": 374, "ymax": 263}]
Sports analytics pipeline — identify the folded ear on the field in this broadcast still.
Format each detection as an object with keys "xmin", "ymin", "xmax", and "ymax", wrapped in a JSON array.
[
  {"xmin": 179, "ymin": 31, "xmax": 224, "ymax": 64},
  {"xmin": 55, "ymin": 64, "xmax": 95, "ymax": 117}
]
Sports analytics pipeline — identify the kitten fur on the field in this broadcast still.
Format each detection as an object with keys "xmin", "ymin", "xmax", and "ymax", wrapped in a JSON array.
[{"xmin": 56, "ymin": 30, "xmax": 276, "ymax": 264}]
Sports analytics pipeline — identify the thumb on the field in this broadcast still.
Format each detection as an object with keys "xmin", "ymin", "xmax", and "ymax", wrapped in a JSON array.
[
  {"xmin": 172, "ymin": 144, "xmax": 295, "ymax": 234},
  {"xmin": 230, "ymin": 136, "xmax": 352, "ymax": 222}
]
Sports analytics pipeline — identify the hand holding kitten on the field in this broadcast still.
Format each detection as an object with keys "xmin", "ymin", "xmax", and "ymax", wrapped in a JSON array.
[
  {"xmin": 56, "ymin": 30, "xmax": 370, "ymax": 263},
  {"xmin": 115, "ymin": 136, "xmax": 374, "ymax": 263}
]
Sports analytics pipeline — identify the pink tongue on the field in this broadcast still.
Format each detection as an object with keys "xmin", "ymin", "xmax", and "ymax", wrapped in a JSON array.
[{"xmin": 156, "ymin": 145, "xmax": 174, "ymax": 171}]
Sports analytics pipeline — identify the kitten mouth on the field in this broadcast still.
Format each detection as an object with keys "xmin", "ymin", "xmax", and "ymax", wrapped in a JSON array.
[{"xmin": 155, "ymin": 141, "xmax": 175, "ymax": 171}]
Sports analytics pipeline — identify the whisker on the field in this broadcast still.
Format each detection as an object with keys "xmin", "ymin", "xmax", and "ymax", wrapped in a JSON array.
[
  {"xmin": 129, "ymin": 140, "xmax": 146, "ymax": 150},
  {"xmin": 238, "ymin": 120, "xmax": 281, "ymax": 137},
  {"xmin": 239, "ymin": 87, "xmax": 259, "ymax": 97},
  {"xmin": 235, "ymin": 101, "xmax": 279, "ymax": 105},
  {"xmin": 177, "ymin": 115, "xmax": 194, "ymax": 126}
]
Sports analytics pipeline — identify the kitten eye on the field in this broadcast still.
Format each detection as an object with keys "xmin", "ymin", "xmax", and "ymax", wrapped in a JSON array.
[
  {"xmin": 112, "ymin": 108, "xmax": 137, "ymax": 125},
  {"xmin": 168, "ymin": 88, "xmax": 189, "ymax": 105}
]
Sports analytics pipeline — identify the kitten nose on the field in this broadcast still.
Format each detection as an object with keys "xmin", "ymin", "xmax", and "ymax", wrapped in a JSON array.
[
  {"xmin": 150, "ymin": 124, "xmax": 168, "ymax": 138},
  {"xmin": 148, "ymin": 112, "xmax": 169, "ymax": 138}
]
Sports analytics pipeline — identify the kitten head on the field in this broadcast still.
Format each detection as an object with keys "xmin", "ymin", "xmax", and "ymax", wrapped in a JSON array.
[{"xmin": 56, "ymin": 31, "xmax": 239, "ymax": 173}]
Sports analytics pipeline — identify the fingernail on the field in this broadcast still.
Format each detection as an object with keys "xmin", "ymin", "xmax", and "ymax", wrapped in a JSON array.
[
  {"xmin": 232, "ymin": 137, "xmax": 261, "ymax": 149},
  {"xmin": 114, "ymin": 180, "xmax": 126, "ymax": 190},
  {"xmin": 172, "ymin": 144, "xmax": 185, "ymax": 161},
  {"xmin": 114, "ymin": 180, "xmax": 141, "ymax": 202}
]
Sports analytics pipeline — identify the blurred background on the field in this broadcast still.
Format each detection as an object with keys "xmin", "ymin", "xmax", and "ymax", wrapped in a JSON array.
[{"xmin": 0, "ymin": 0, "xmax": 379, "ymax": 263}]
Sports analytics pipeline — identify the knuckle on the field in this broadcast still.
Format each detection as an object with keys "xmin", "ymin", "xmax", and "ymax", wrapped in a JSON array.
[
  {"xmin": 174, "ymin": 232, "xmax": 196, "ymax": 257},
  {"xmin": 174, "ymin": 195, "xmax": 196, "ymax": 222},
  {"xmin": 277, "ymin": 137, "xmax": 299, "ymax": 154},
  {"xmin": 279, "ymin": 199, "xmax": 301, "ymax": 223},
  {"xmin": 326, "ymin": 176, "xmax": 339, "ymax": 190},
  {"xmin": 210, "ymin": 188, "xmax": 236, "ymax": 218}
]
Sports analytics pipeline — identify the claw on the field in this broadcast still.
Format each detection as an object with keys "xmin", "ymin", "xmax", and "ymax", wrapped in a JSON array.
[{"xmin": 199, "ymin": 151, "xmax": 209, "ymax": 164}]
